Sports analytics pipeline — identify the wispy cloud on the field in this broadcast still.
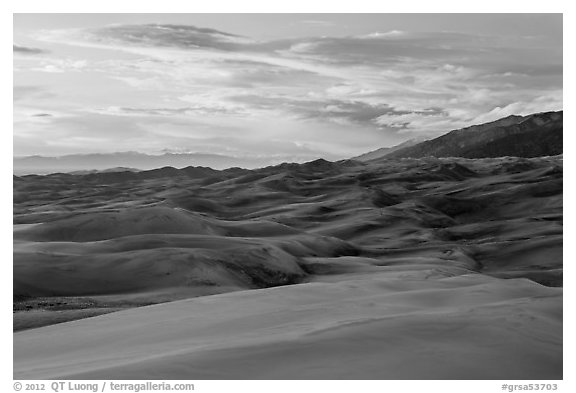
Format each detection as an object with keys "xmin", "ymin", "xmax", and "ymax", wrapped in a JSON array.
[
  {"xmin": 51, "ymin": 24, "xmax": 257, "ymax": 52},
  {"xmin": 31, "ymin": 59, "xmax": 88, "ymax": 73},
  {"xmin": 13, "ymin": 43, "xmax": 47, "ymax": 55},
  {"xmin": 92, "ymin": 104, "xmax": 244, "ymax": 117},
  {"xmin": 299, "ymin": 20, "xmax": 335, "ymax": 26}
]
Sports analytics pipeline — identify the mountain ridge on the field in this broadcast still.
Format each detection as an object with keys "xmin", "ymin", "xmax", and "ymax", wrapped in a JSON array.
[
  {"xmin": 354, "ymin": 138, "xmax": 427, "ymax": 162},
  {"xmin": 355, "ymin": 110, "xmax": 563, "ymax": 161}
]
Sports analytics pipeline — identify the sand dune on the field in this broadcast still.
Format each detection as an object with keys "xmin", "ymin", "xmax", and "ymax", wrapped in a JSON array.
[
  {"xmin": 13, "ymin": 155, "xmax": 562, "ymax": 379},
  {"xmin": 14, "ymin": 273, "xmax": 561, "ymax": 379},
  {"xmin": 15, "ymin": 206, "xmax": 305, "ymax": 242}
]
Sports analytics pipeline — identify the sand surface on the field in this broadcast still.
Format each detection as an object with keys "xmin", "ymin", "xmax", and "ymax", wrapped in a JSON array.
[
  {"xmin": 14, "ymin": 272, "xmax": 561, "ymax": 380},
  {"xmin": 13, "ymin": 156, "xmax": 562, "ymax": 379}
]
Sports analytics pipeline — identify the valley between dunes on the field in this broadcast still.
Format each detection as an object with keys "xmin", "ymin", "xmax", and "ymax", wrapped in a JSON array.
[{"xmin": 13, "ymin": 155, "xmax": 563, "ymax": 379}]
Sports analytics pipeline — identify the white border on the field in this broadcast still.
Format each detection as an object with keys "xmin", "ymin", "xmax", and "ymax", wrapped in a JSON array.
[{"xmin": 5, "ymin": 2, "xmax": 571, "ymax": 392}]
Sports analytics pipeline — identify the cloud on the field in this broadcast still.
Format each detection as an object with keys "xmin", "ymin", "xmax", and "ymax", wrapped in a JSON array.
[
  {"xmin": 13, "ymin": 43, "xmax": 47, "ymax": 55},
  {"xmin": 357, "ymin": 30, "xmax": 406, "ymax": 39},
  {"xmin": 92, "ymin": 105, "xmax": 244, "ymax": 117},
  {"xmin": 81, "ymin": 24, "xmax": 256, "ymax": 52},
  {"xmin": 375, "ymin": 111, "xmax": 462, "ymax": 134},
  {"xmin": 32, "ymin": 59, "xmax": 88, "ymax": 73},
  {"xmin": 283, "ymin": 30, "xmax": 562, "ymax": 72},
  {"xmin": 227, "ymin": 94, "xmax": 424, "ymax": 127},
  {"xmin": 469, "ymin": 93, "xmax": 563, "ymax": 125},
  {"xmin": 19, "ymin": 22, "xmax": 563, "ymax": 158}
]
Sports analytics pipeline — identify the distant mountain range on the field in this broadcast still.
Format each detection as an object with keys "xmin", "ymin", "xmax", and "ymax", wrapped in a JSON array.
[
  {"xmin": 12, "ymin": 152, "xmax": 322, "ymax": 176},
  {"xmin": 14, "ymin": 111, "xmax": 563, "ymax": 176},
  {"xmin": 355, "ymin": 110, "xmax": 562, "ymax": 161}
]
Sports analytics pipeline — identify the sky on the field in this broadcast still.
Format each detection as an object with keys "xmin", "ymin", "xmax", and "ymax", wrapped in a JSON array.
[{"xmin": 13, "ymin": 13, "xmax": 563, "ymax": 161}]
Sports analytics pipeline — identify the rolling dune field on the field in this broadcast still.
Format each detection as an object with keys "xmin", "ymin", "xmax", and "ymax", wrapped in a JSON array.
[{"xmin": 13, "ymin": 155, "xmax": 563, "ymax": 379}]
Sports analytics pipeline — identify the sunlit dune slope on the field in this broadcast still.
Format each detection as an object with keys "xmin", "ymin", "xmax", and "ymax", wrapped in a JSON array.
[{"xmin": 14, "ymin": 273, "xmax": 562, "ymax": 380}]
